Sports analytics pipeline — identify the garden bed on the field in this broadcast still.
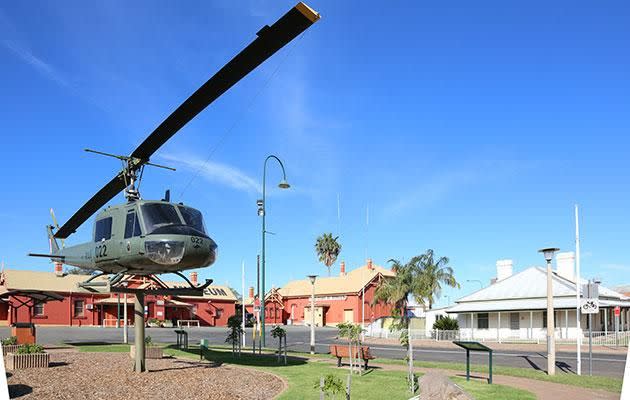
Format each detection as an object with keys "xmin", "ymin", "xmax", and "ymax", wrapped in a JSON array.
[
  {"xmin": 5, "ymin": 352, "xmax": 49, "ymax": 370},
  {"xmin": 6, "ymin": 351, "xmax": 284, "ymax": 399},
  {"xmin": 129, "ymin": 345, "xmax": 163, "ymax": 359}
]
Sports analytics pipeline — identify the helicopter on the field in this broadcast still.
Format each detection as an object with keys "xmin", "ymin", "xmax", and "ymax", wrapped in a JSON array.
[{"xmin": 28, "ymin": 2, "xmax": 320, "ymax": 289}]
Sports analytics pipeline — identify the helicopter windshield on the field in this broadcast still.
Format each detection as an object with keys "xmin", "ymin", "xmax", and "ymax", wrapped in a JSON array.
[
  {"xmin": 141, "ymin": 203, "xmax": 183, "ymax": 234},
  {"xmin": 178, "ymin": 206, "xmax": 206, "ymax": 234}
]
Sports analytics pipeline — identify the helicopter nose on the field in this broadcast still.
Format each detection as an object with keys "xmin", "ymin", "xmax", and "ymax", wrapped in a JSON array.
[{"xmin": 185, "ymin": 236, "xmax": 217, "ymax": 268}]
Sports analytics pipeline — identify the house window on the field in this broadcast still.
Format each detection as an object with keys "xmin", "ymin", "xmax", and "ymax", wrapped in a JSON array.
[
  {"xmin": 94, "ymin": 217, "xmax": 113, "ymax": 242},
  {"xmin": 477, "ymin": 313, "xmax": 489, "ymax": 329},
  {"xmin": 33, "ymin": 303, "xmax": 44, "ymax": 316},
  {"xmin": 510, "ymin": 313, "xmax": 519, "ymax": 330},
  {"xmin": 216, "ymin": 308, "xmax": 223, "ymax": 318},
  {"xmin": 74, "ymin": 300, "xmax": 85, "ymax": 317}
]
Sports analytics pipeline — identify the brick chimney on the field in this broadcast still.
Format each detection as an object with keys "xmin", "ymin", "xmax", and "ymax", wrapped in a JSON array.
[
  {"xmin": 340, "ymin": 261, "xmax": 346, "ymax": 276},
  {"xmin": 54, "ymin": 262, "xmax": 63, "ymax": 277},
  {"xmin": 367, "ymin": 258, "xmax": 374, "ymax": 271},
  {"xmin": 249, "ymin": 286, "xmax": 255, "ymax": 299},
  {"xmin": 190, "ymin": 272, "xmax": 198, "ymax": 286}
]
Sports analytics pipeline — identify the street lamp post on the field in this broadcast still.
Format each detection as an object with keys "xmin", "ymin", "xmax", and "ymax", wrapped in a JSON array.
[
  {"xmin": 258, "ymin": 155, "xmax": 290, "ymax": 347},
  {"xmin": 466, "ymin": 279, "xmax": 483, "ymax": 290},
  {"xmin": 308, "ymin": 275, "xmax": 317, "ymax": 354},
  {"xmin": 539, "ymin": 247, "xmax": 560, "ymax": 376}
]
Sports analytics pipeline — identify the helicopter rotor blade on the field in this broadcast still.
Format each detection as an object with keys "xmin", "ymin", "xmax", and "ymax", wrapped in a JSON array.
[
  {"xmin": 129, "ymin": 2, "xmax": 320, "ymax": 160},
  {"xmin": 52, "ymin": 2, "xmax": 320, "ymax": 240},
  {"xmin": 54, "ymin": 174, "xmax": 127, "ymax": 239}
]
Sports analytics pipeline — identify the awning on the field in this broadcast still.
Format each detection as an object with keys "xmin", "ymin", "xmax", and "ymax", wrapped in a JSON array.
[
  {"xmin": 166, "ymin": 299, "xmax": 193, "ymax": 308},
  {"xmin": 0, "ymin": 289, "xmax": 64, "ymax": 306},
  {"xmin": 95, "ymin": 297, "xmax": 134, "ymax": 305},
  {"xmin": 447, "ymin": 297, "xmax": 630, "ymax": 314}
]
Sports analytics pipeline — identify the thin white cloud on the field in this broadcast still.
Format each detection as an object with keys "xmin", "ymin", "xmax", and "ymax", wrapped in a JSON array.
[
  {"xmin": 160, "ymin": 153, "xmax": 261, "ymax": 194},
  {"xmin": 384, "ymin": 169, "xmax": 477, "ymax": 217},
  {"xmin": 2, "ymin": 40, "xmax": 69, "ymax": 87}
]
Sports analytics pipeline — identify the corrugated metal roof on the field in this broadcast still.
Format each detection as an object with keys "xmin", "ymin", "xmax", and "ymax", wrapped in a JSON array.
[
  {"xmin": 0, "ymin": 270, "xmax": 237, "ymax": 301},
  {"xmin": 278, "ymin": 263, "xmax": 395, "ymax": 298},
  {"xmin": 457, "ymin": 267, "xmax": 628, "ymax": 303},
  {"xmin": 1, "ymin": 269, "xmax": 109, "ymax": 293},
  {"xmin": 448, "ymin": 266, "xmax": 630, "ymax": 313}
]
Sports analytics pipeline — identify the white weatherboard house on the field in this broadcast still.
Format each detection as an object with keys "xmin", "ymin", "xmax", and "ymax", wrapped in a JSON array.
[{"xmin": 447, "ymin": 253, "xmax": 630, "ymax": 341}]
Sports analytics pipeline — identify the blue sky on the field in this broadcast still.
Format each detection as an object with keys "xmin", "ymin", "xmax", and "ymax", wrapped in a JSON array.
[{"xmin": 1, "ymin": 1, "xmax": 629, "ymax": 306}]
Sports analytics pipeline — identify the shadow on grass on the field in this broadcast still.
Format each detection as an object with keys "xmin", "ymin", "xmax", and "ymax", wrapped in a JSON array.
[{"xmin": 165, "ymin": 344, "xmax": 309, "ymax": 368}]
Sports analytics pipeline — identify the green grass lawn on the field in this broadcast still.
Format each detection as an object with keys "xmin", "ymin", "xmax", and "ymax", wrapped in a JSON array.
[
  {"xmin": 71, "ymin": 342, "xmax": 621, "ymax": 394},
  {"xmin": 373, "ymin": 357, "xmax": 623, "ymax": 393},
  {"xmin": 73, "ymin": 343, "xmax": 535, "ymax": 400}
]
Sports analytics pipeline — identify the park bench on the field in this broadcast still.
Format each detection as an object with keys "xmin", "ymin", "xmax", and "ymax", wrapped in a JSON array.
[{"xmin": 329, "ymin": 344, "xmax": 375, "ymax": 370}]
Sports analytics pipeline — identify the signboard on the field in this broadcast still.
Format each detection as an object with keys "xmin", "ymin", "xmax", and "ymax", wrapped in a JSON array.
[
  {"xmin": 581, "ymin": 298, "xmax": 599, "ymax": 314},
  {"xmin": 615, "ymin": 306, "xmax": 621, "ymax": 317}
]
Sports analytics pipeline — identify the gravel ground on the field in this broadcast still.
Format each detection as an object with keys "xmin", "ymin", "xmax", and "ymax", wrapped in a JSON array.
[{"xmin": 6, "ymin": 351, "xmax": 285, "ymax": 399}]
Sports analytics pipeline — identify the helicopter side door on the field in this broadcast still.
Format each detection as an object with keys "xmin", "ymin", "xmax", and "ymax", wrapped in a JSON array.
[
  {"xmin": 93, "ymin": 215, "xmax": 115, "ymax": 263},
  {"xmin": 121, "ymin": 207, "xmax": 143, "ymax": 260}
]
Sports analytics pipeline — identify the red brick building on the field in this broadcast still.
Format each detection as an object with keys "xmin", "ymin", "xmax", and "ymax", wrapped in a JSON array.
[
  {"xmin": 0, "ymin": 268, "xmax": 237, "ymax": 327},
  {"xmin": 243, "ymin": 260, "xmax": 396, "ymax": 327}
]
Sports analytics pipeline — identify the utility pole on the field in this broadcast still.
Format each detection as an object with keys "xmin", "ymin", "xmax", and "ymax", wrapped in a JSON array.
[{"xmin": 575, "ymin": 205, "xmax": 581, "ymax": 375}]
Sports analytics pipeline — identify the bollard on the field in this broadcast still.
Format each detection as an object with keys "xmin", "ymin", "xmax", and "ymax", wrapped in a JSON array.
[{"xmin": 319, "ymin": 376, "xmax": 325, "ymax": 400}]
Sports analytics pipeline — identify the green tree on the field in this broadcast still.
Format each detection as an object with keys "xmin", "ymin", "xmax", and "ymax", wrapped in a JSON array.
[
  {"xmin": 225, "ymin": 315, "xmax": 244, "ymax": 356},
  {"xmin": 315, "ymin": 233, "xmax": 342, "ymax": 276},
  {"xmin": 417, "ymin": 249, "xmax": 459, "ymax": 309},
  {"xmin": 373, "ymin": 249, "xmax": 459, "ymax": 393},
  {"xmin": 271, "ymin": 325, "xmax": 286, "ymax": 363},
  {"xmin": 337, "ymin": 322, "xmax": 364, "ymax": 374}
]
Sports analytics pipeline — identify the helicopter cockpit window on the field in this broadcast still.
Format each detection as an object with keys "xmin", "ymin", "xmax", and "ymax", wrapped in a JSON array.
[
  {"xmin": 177, "ymin": 206, "xmax": 206, "ymax": 234},
  {"xmin": 141, "ymin": 203, "xmax": 183, "ymax": 234},
  {"xmin": 94, "ymin": 217, "xmax": 113, "ymax": 242},
  {"xmin": 124, "ymin": 212, "xmax": 142, "ymax": 239}
]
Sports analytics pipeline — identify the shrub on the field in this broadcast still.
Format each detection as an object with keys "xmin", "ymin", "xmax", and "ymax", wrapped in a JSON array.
[
  {"xmin": 432, "ymin": 316, "xmax": 459, "ymax": 330},
  {"xmin": 16, "ymin": 344, "xmax": 44, "ymax": 354},
  {"xmin": 270, "ymin": 326, "xmax": 286, "ymax": 339},
  {"xmin": 1, "ymin": 336, "xmax": 17, "ymax": 346},
  {"xmin": 314, "ymin": 374, "xmax": 345, "ymax": 399},
  {"xmin": 144, "ymin": 336, "xmax": 154, "ymax": 346}
]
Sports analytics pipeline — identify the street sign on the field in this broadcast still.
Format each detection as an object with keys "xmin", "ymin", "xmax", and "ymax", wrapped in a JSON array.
[
  {"xmin": 581, "ymin": 298, "xmax": 599, "ymax": 314},
  {"xmin": 614, "ymin": 306, "xmax": 621, "ymax": 317}
]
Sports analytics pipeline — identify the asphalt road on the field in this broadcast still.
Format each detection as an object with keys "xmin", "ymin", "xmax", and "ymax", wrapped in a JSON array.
[{"xmin": 1, "ymin": 326, "xmax": 626, "ymax": 378}]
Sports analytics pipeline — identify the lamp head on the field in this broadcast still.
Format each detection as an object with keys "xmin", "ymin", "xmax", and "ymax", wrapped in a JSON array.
[
  {"xmin": 278, "ymin": 179, "xmax": 290, "ymax": 189},
  {"xmin": 307, "ymin": 274, "xmax": 317, "ymax": 285},
  {"xmin": 538, "ymin": 247, "xmax": 560, "ymax": 263}
]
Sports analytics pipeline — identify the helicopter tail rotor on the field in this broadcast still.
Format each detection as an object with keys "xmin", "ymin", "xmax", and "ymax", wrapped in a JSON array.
[{"xmin": 49, "ymin": 208, "xmax": 65, "ymax": 249}]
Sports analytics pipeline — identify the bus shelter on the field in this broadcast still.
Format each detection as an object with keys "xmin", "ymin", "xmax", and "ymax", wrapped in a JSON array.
[{"xmin": 0, "ymin": 289, "xmax": 64, "ymax": 344}]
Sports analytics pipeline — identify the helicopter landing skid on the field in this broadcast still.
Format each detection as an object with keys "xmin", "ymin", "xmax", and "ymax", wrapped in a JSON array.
[
  {"xmin": 109, "ymin": 274, "xmax": 213, "ymax": 297},
  {"xmin": 77, "ymin": 270, "xmax": 128, "ymax": 291}
]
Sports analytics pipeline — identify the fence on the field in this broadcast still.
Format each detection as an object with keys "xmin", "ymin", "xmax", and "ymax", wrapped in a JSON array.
[
  {"xmin": 177, "ymin": 320, "xmax": 200, "ymax": 328},
  {"xmin": 365, "ymin": 328, "xmax": 630, "ymax": 347}
]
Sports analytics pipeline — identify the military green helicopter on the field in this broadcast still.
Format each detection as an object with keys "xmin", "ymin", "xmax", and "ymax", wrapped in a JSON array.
[{"xmin": 29, "ymin": 2, "xmax": 320, "ymax": 290}]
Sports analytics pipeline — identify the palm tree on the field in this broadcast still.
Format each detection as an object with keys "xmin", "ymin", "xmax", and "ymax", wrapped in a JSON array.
[
  {"xmin": 315, "ymin": 233, "xmax": 342, "ymax": 276},
  {"xmin": 417, "ymin": 249, "xmax": 459, "ymax": 309},
  {"xmin": 373, "ymin": 250, "xmax": 459, "ymax": 393}
]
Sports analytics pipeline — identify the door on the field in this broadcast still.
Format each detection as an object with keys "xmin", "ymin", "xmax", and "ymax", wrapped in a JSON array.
[{"xmin": 344, "ymin": 309, "xmax": 354, "ymax": 323}]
